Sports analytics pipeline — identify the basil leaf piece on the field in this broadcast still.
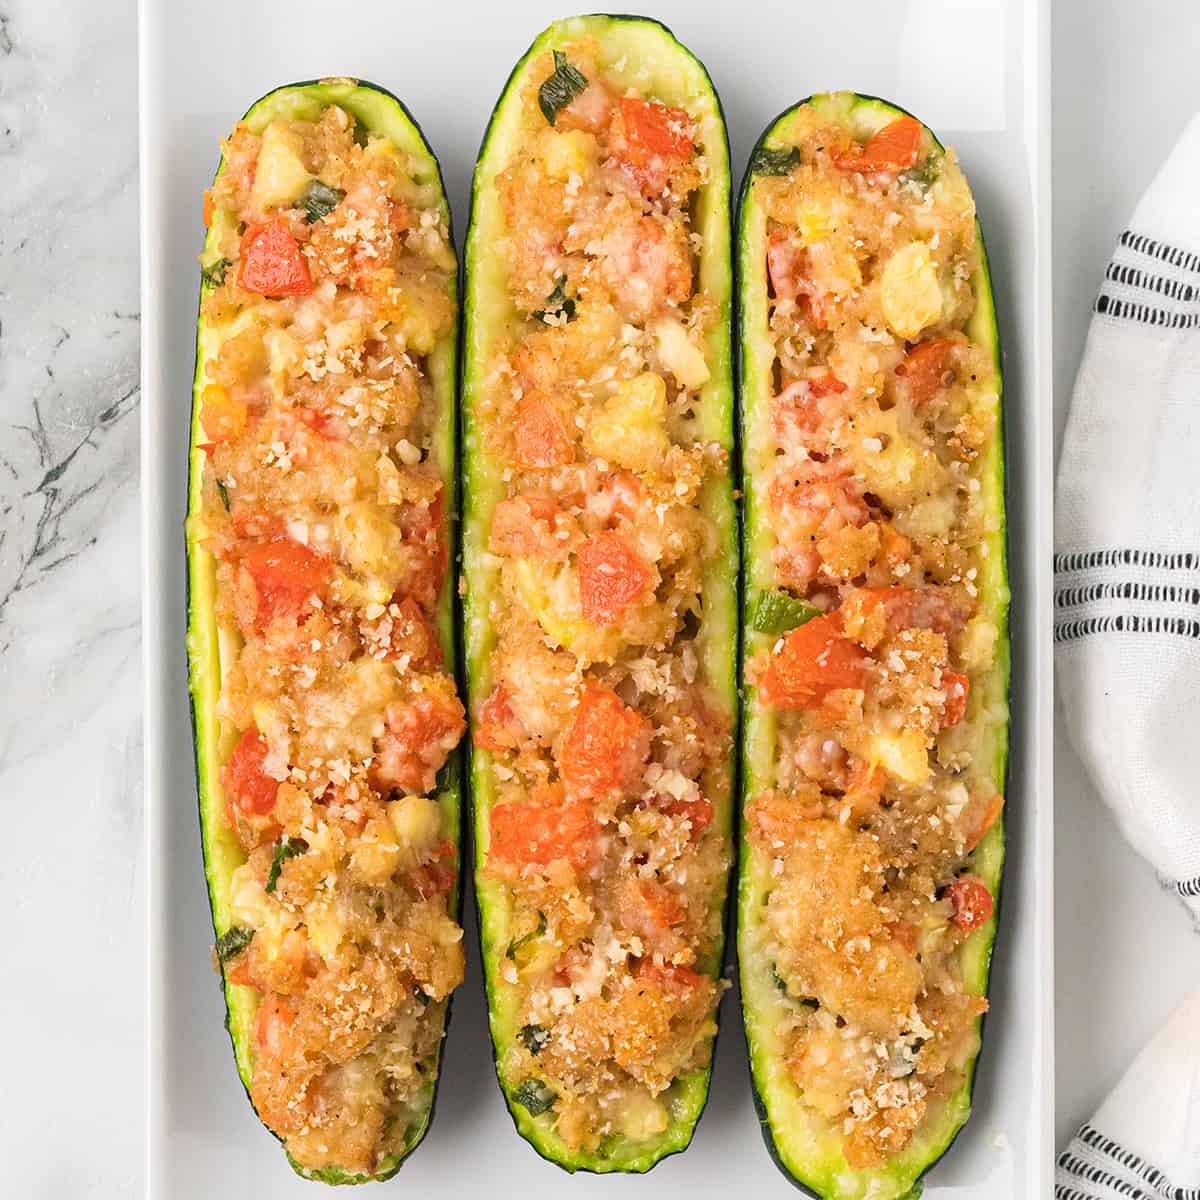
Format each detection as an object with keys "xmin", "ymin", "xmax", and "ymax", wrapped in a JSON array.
[
  {"xmin": 902, "ymin": 150, "xmax": 943, "ymax": 191},
  {"xmin": 750, "ymin": 145, "xmax": 801, "ymax": 177},
  {"xmin": 201, "ymin": 257, "xmax": 231, "ymax": 287},
  {"xmin": 299, "ymin": 179, "xmax": 345, "ymax": 224},
  {"xmin": 518, "ymin": 1024, "xmax": 549, "ymax": 1056},
  {"xmin": 532, "ymin": 275, "xmax": 577, "ymax": 325},
  {"xmin": 265, "ymin": 835, "xmax": 308, "ymax": 895},
  {"xmin": 215, "ymin": 480, "xmax": 231, "ymax": 511},
  {"xmin": 216, "ymin": 925, "xmax": 254, "ymax": 964},
  {"xmin": 750, "ymin": 590, "xmax": 822, "ymax": 635},
  {"xmin": 506, "ymin": 911, "xmax": 547, "ymax": 961},
  {"xmin": 538, "ymin": 50, "xmax": 588, "ymax": 126},
  {"xmin": 513, "ymin": 1078, "xmax": 557, "ymax": 1116}
]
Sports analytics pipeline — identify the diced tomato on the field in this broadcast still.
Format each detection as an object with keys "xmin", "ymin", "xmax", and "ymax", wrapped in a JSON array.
[
  {"xmin": 766, "ymin": 230, "xmax": 831, "ymax": 327},
  {"xmin": 886, "ymin": 920, "xmax": 918, "ymax": 953},
  {"xmin": 397, "ymin": 488, "xmax": 447, "ymax": 608},
  {"xmin": 831, "ymin": 116, "xmax": 923, "ymax": 176},
  {"xmin": 223, "ymin": 729, "xmax": 279, "ymax": 821},
  {"xmin": 473, "ymin": 684, "xmax": 524, "ymax": 752},
  {"xmin": 374, "ymin": 595, "xmax": 443, "ymax": 670},
  {"xmin": 199, "ymin": 384, "xmax": 248, "ymax": 445},
  {"xmin": 965, "ymin": 793, "xmax": 1005, "ymax": 853},
  {"xmin": 488, "ymin": 784, "xmax": 597, "ymax": 871},
  {"xmin": 202, "ymin": 189, "xmax": 215, "ymax": 228},
  {"xmin": 852, "ymin": 585, "xmax": 972, "ymax": 640},
  {"xmin": 896, "ymin": 338, "xmax": 957, "ymax": 406},
  {"xmin": 635, "ymin": 960, "xmax": 702, "ymax": 993},
  {"xmin": 809, "ymin": 373, "xmax": 848, "ymax": 398},
  {"xmin": 225, "ymin": 955, "xmax": 259, "ymax": 990},
  {"xmin": 242, "ymin": 538, "xmax": 332, "ymax": 626},
  {"xmin": 843, "ymin": 760, "xmax": 884, "ymax": 816},
  {"xmin": 947, "ymin": 875, "xmax": 994, "ymax": 932},
  {"xmin": 635, "ymin": 879, "xmax": 685, "ymax": 929},
  {"xmin": 650, "ymin": 793, "xmax": 714, "ymax": 837},
  {"xmin": 387, "ymin": 199, "xmax": 412, "ymax": 231},
  {"xmin": 372, "ymin": 682, "xmax": 466, "ymax": 795},
  {"xmin": 488, "ymin": 493, "xmax": 573, "ymax": 561},
  {"xmin": 577, "ymin": 531, "xmax": 653, "ymax": 625},
  {"xmin": 767, "ymin": 231, "xmax": 804, "ymax": 300},
  {"xmin": 411, "ymin": 840, "xmax": 456, "ymax": 901},
  {"xmin": 559, "ymin": 682, "xmax": 650, "ymax": 798},
  {"xmin": 758, "ymin": 613, "xmax": 870, "ymax": 710},
  {"xmin": 514, "ymin": 390, "xmax": 574, "ymax": 469},
  {"xmin": 620, "ymin": 97, "xmax": 695, "ymax": 161},
  {"xmin": 941, "ymin": 670, "xmax": 970, "ymax": 728},
  {"xmin": 238, "ymin": 217, "xmax": 313, "ymax": 297},
  {"xmin": 255, "ymin": 994, "xmax": 296, "ymax": 1057}
]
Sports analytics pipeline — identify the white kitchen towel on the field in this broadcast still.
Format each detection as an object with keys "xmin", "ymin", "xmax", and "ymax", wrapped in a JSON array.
[{"xmin": 1055, "ymin": 114, "xmax": 1200, "ymax": 1197}]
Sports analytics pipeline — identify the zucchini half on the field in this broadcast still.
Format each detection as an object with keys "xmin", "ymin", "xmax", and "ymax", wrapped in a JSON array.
[
  {"xmin": 462, "ymin": 15, "xmax": 737, "ymax": 1174},
  {"xmin": 736, "ymin": 93, "xmax": 1009, "ymax": 1200},
  {"xmin": 185, "ymin": 79, "xmax": 460, "ymax": 1184}
]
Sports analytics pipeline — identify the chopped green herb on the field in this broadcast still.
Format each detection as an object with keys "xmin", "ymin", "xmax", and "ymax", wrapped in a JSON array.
[
  {"xmin": 215, "ymin": 480, "xmax": 231, "ymax": 511},
  {"xmin": 352, "ymin": 119, "xmax": 370, "ymax": 149},
  {"xmin": 538, "ymin": 50, "xmax": 588, "ymax": 125},
  {"xmin": 750, "ymin": 590, "xmax": 822, "ymax": 635},
  {"xmin": 902, "ymin": 150, "xmax": 943, "ymax": 191},
  {"xmin": 298, "ymin": 179, "xmax": 345, "ymax": 224},
  {"xmin": 201, "ymin": 257, "xmax": 231, "ymax": 287},
  {"xmin": 506, "ymin": 911, "xmax": 547, "ymax": 960},
  {"xmin": 749, "ymin": 145, "xmax": 801, "ymax": 177},
  {"xmin": 413, "ymin": 985, "xmax": 431, "ymax": 1007},
  {"xmin": 533, "ymin": 275, "xmax": 577, "ymax": 324},
  {"xmin": 513, "ymin": 1077, "xmax": 557, "ymax": 1116},
  {"xmin": 265, "ymin": 836, "xmax": 308, "ymax": 894},
  {"xmin": 518, "ymin": 1024, "xmax": 549, "ymax": 1056},
  {"xmin": 215, "ymin": 925, "xmax": 254, "ymax": 964}
]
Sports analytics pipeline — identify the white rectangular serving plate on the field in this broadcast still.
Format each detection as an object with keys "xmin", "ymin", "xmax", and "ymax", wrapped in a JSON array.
[{"xmin": 141, "ymin": 2, "xmax": 1054, "ymax": 1195}]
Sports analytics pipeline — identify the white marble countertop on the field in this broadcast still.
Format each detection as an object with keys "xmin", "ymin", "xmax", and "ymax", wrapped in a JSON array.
[{"xmin": 0, "ymin": 0, "xmax": 1196, "ymax": 1193}]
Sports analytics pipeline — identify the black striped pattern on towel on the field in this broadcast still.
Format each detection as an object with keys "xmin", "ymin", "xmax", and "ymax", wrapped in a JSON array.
[
  {"xmin": 1056, "ymin": 1123, "xmax": 1200, "ymax": 1200},
  {"xmin": 1055, "ymin": 547, "xmax": 1200, "ymax": 643},
  {"xmin": 1093, "ymin": 230, "xmax": 1200, "ymax": 329}
]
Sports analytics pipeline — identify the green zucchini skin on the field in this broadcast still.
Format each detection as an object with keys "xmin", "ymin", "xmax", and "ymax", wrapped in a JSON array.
[
  {"xmin": 185, "ymin": 79, "xmax": 460, "ymax": 1186},
  {"xmin": 735, "ymin": 94, "xmax": 1009, "ymax": 1200},
  {"xmin": 461, "ymin": 14, "xmax": 737, "ymax": 1175}
]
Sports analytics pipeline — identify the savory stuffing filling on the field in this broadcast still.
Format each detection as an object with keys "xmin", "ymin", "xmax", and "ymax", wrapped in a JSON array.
[
  {"xmin": 474, "ymin": 41, "xmax": 732, "ymax": 1151},
  {"xmin": 196, "ymin": 103, "xmax": 464, "ymax": 1175},
  {"xmin": 745, "ymin": 101, "xmax": 1004, "ymax": 1168}
]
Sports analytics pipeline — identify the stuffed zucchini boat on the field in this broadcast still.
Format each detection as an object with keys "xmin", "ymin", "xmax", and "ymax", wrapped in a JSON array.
[
  {"xmin": 186, "ymin": 79, "xmax": 464, "ymax": 1183},
  {"xmin": 737, "ymin": 93, "xmax": 1008, "ymax": 1199},
  {"xmin": 462, "ymin": 15, "xmax": 737, "ymax": 1173}
]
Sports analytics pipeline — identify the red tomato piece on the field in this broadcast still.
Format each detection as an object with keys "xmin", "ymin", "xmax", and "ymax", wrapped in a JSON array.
[
  {"xmin": 896, "ymin": 338, "xmax": 957, "ymax": 406},
  {"xmin": 620, "ymin": 97, "xmax": 695, "ymax": 161},
  {"xmin": 947, "ymin": 875, "xmax": 994, "ymax": 931},
  {"xmin": 758, "ymin": 613, "xmax": 870, "ymax": 710},
  {"xmin": 202, "ymin": 190, "xmax": 215, "ymax": 228},
  {"xmin": 809, "ymin": 373, "xmax": 848, "ymax": 398},
  {"xmin": 559, "ymin": 682, "xmax": 650, "ymax": 798},
  {"xmin": 965, "ymin": 793, "xmax": 1005, "ymax": 853},
  {"xmin": 831, "ymin": 116, "xmax": 923, "ymax": 175},
  {"xmin": 223, "ymin": 729, "xmax": 279, "ymax": 821},
  {"xmin": 854, "ymin": 585, "xmax": 972, "ymax": 640},
  {"xmin": 397, "ymin": 488, "xmax": 447, "ymax": 610},
  {"xmin": 255, "ymin": 994, "xmax": 295, "ymax": 1056},
  {"xmin": 372, "ymin": 684, "xmax": 466, "ymax": 795},
  {"xmin": 650, "ymin": 793, "xmax": 714, "ymax": 837},
  {"xmin": 488, "ymin": 784, "xmax": 597, "ymax": 871},
  {"xmin": 473, "ymin": 684, "xmax": 524, "ymax": 752},
  {"xmin": 242, "ymin": 538, "xmax": 332, "ymax": 625},
  {"xmin": 411, "ymin": 840, "xmax": 457, "ymax": 901},
  {"xmin": 636, "ymin": 960, "xmax": 702, "ymax": 993},
  {"xmin": 886, "ymin": 920, "xmax": 919, "ymax": 953},
  {"xmin": 577, "ymin": 531, "xmax": 653, "ymax": 625},
  {"xmin": 238, "ymin": 217, "xmax": 313, "ymax": 297},
  {"xmin": 514, "ymin": 391, "xmax": 574, "ymax": 469},
  {"xmin": 941, "ymin": 670, "xmax": 970, "ymax": 727}
]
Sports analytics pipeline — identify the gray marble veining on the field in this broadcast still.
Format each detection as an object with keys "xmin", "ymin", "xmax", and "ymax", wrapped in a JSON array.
[{"xmin": 0, "ymin": 2, "xmax": 141, "ymax": 1194}]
